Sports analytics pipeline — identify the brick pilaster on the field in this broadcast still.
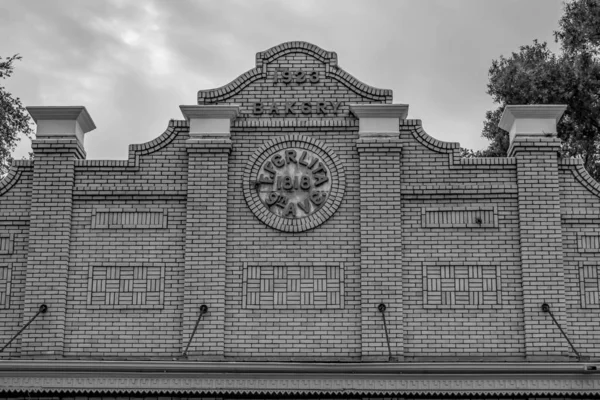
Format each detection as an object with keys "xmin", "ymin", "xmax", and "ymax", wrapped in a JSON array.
[
  {"xmin": 21, "ymin": 138, "xmax": 85, "ymax": 357},
  {"xmin": 510, "ymin": 137, "xmax": 569, "ymax": 360},
  {"xmin": 502, "ymin": 105, "xmax": 570, "ymax": 360},
  {"xmin": 183, "ymin": 140, "xmax": 230, "ymax": 359},
  {"xmin": 181, "ymin": 105, "xmax": 237, "ymax": 359},
  {"xmin": 352, "ymin": 104, "xmax": 407, "ymax": 361},
  {"xmin": 20, "ymin": 106, "xmax": 93, "ymax": 358},
  {"xmin": 358, "ymin": 138, "xmax": 403, "ymax": 361}
]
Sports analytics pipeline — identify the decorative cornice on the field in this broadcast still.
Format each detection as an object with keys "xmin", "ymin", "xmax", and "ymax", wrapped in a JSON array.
[
  {"xmin": 198, "ymin": 41, "xmax": 392, "ymax": 104},
  {"xmin": 180, "ymin": 104, "xmax": 239, "ymax": 139},
  {"xmin": 351, "ymin": 104, "xmax": 408, "ymax": 137},
  {"xmin": 0, "ymin": 361, "xmax": 598, "ymax": 396},
  {"xmin": 350, "ymin": 104, "xmax": 408, "ymax": 119},
  {"xmin": 499, "ymin": 105, "xmax": 567, "ymax": 132},
  {"xmin": 27, "ymin": 106, "xmax": 96, "ymax": 133},
  {"xmin": 180, "ymin": 105, "xmax": 240, "ymax": 120},
  {"xmin": 500, "ymin": 104, "xmax": 567, "ymax": 147}
]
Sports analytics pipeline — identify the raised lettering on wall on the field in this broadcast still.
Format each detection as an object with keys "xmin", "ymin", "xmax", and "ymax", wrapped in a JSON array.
[{"xmin": 243, "ymin": 264, "xmax": 345, "ymax": 309}]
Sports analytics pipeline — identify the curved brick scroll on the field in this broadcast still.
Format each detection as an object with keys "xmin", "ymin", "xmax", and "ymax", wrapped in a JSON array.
[
  {"xmin": 243, "ymin": 135, "xmax": 345, "ymax": 232},
  {"xmin": 198, "ymin": 41, "xmax": 392, "ymax": 104}
]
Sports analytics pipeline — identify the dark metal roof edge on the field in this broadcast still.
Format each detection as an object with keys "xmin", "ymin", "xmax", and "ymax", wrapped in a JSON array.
[
  {"xmin": 1, "ymin": 387, "xmax": 600, "ymax": 397},
  {"xmin": 0, "ymin": 360, "xmax": 598, "ymax": 374}
]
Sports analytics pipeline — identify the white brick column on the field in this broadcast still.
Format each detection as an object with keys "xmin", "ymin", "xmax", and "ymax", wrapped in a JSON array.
[
  {"xmin": 351, "ymin": 104, "xmax": 407, "ymax": 361},
  {"xmin": 180, "ymin": 104, "xmax": 238, "ymax": 359},
  {"xmin": 22, "ymin": 106, "xmax": 95, "ymax": 356},
  {"xmin": 501, "ymin": 104, "xmax": 570, "ymax": 360}
]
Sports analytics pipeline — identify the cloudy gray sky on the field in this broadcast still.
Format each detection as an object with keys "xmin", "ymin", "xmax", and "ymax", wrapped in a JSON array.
[{"xmin": 1, "ymin": 0, "xmax": 564, "ymax": 160}]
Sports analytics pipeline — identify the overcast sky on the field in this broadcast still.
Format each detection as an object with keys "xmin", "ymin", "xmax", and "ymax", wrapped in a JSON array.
[{"xmin": 1, "ymin": 0, "xmax": 564, "ymax": 160}]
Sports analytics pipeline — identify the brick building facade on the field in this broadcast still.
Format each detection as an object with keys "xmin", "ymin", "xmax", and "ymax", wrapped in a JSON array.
[{"xmin": 0, "ymin": 42, "xmax": 599, "ymax": 398}]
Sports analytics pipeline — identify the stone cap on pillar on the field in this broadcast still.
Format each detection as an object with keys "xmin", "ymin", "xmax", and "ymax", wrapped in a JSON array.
[
  {"xmin": 350, "ymin": 104, "xmax": 408, "ymax": 137},
  {"xmin": 27, "ymin": 106, "xmax": 96, "ymax": 145},
  {"xmin": 499, "ymin": 105, "xmax": 567, "ymax": 143},
  {"xmin": 180, "ymin": 104, "xmax": 240, "ymax": 139}
]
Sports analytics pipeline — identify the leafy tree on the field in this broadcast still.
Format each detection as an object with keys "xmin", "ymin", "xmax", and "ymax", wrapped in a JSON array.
[
  {"xmin": 0, "ymin": 54, "xmax": 33, "ymax": 176},
  {"xmin": 471, "ymin": 0, "xmax": 600, "ymax": 180}
]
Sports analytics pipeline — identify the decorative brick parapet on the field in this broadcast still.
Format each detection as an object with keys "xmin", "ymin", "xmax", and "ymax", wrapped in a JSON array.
[
  {"xmin": 0, "ymin": 160, "xmax": 32, "ymax": 197},
  {"xmin": 74, "ymin": 120, "xmax": 184, "ymax": 171},
  {"xmin": 198, "ymin": 42, "xmax": 392, "ymax": 105}
]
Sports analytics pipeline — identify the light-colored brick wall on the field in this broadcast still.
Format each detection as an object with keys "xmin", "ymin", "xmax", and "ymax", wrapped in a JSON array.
[
  {"xmin": 0, "ymin": 42, "xmax": 598, "ymax": 362},
  {"xmin": 0, "ymin": 161, "xmax": 32, "ymax": 358},
  {"xmin": 225, "ymin": 124, "xmax": 362, "ymax": 359},
  {"xmin": 560, "ymin": 159, "xmax": 600, "ymax": 358},
  {"xmin": 400, "ymin": 122, "xmax": 525, "ymax": 359}
]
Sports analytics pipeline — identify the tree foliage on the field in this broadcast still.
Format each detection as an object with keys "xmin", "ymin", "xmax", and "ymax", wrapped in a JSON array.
[
  {"xmin": 473, "ymin": 0, "xmax": 600, "ymax": 181},
  {"xmin": 0, "ymin": 54, "xmax": 33, "ymax": 176}
]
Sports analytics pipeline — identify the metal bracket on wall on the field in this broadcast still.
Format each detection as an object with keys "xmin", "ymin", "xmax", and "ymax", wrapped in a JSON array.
[
  {"xmin": 378, "ymin": 303, "xmax": 393, "ymax": 361},
  {"xmin": 541, "ymin": 303, "xmax": 583, "ymax": 360},
  {"xmin": 182, "ymin": 304, "xmax": 208, "ymax": 357},
  {"xmin": 0, "ymin": 304, "xmax": 48, "ymax": 353}
]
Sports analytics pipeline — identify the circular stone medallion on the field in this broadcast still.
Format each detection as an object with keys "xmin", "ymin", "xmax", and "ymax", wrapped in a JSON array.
[{"xmin": 243, "ymin": 135, "xmax": 345, "ymax": 232}]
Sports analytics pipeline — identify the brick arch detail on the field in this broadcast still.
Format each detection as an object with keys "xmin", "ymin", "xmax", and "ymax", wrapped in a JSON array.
[
  {"xmin": 0, "ymin": 160, "xmax": 32, "ymax": 197},
  {"xmin": 198, "ymin": 41, "xmax": 392, "ymax": 104},
  {"xmin": 561, "ymin": 158, "xmax": 600, "ymax": 198}
]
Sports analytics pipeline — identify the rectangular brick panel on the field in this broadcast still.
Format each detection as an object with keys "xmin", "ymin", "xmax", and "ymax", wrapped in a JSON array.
[{"xmin": 243, "ymin": 264, "xmax": 344, "ymax": 309}]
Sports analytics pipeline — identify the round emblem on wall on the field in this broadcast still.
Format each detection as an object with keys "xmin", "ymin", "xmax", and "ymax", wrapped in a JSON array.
[{"xmin": 243, "ymin": 135, "xmax": 345, "ymax": 232}]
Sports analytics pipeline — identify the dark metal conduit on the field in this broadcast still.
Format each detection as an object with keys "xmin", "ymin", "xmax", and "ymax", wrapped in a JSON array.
[
  {"xmin": 378, "ymin": 303, "xmax": 393, "ymax": 361},
  {"xmin": 541, "ymin": 303, "xmax": 582, "ymax": 360},
  {"xmin": 0, "ymin": 304, "xmax": 48, "ymax": 353},
  {"xmin": 183, "ymin": 304, "xmax": 208, "ymax": 357}
]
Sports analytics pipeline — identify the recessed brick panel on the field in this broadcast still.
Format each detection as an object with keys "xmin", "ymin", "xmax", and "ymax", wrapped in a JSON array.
[
  {"xmin": 91, "ymin": 209, "xmax": 168, "ymax": 229},
  {"xmin": 577, "ymin": 234, "xmax": 600, "ymax": 252},
  {"xmin": 0, "ymin": 234, "xmax": 13, "ymax": 254},
  {"xmin": 422, "ymin": 206, "xmax": 497, "ymax": 228},
  {"xmin": 0, "ymin": 264, "xmax": 11, "ymax": 309},
  {"xmin": 579, "ymin": 264, "xmax": 599, "ymax": 308},
  {"xmin": 423, "ymin": 265, "xmax": 502, "ymax": 308},
  {"xmin": 243, "ymin": 264, "xmax": 344, "ymax": 309},
  {"xmin": 87, "ymin": 266, "xmax": 165, "ymax": 309}
]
